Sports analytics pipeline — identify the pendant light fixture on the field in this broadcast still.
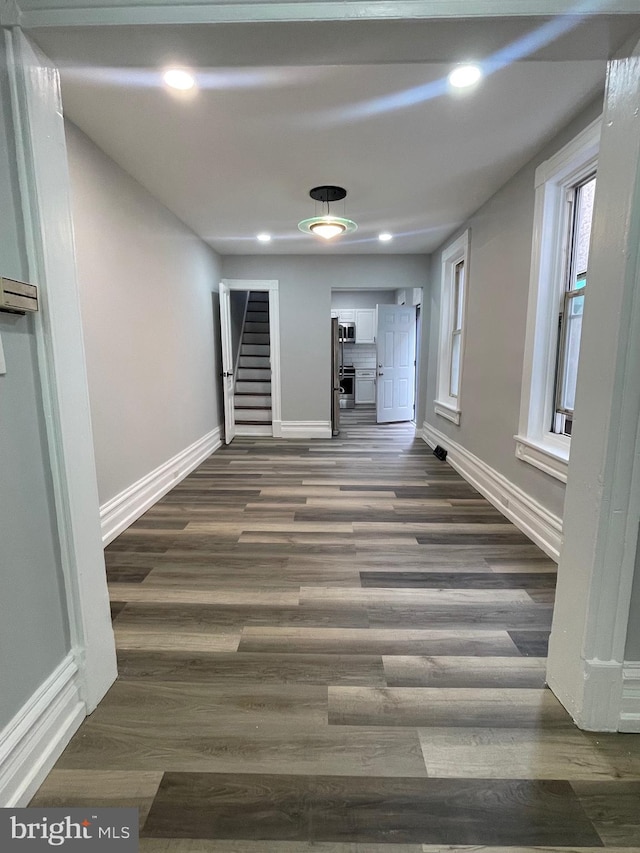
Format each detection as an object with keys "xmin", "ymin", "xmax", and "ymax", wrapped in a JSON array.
[{"xmin": 298, "ymin": 186, "xmax": 357, "ymax": 241}]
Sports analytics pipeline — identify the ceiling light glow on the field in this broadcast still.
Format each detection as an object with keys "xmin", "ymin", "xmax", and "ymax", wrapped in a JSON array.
[
  {"xmin": 257, "ymin": 233, "xmax": 272, "ymax": 243},
  {"xmin": 309, "ymin": 219, "xmax": 347, "ymax": 240},
  {"xmin": 379, "ymin": 232, "xmax": 393, "ymax": 242},
  {"xmin": 163, "ymin": 68, "xmax": 196, "ymax": 91},
  {"xmin": 448, "ymin": 64, "xmax": 483, "ymax": 89}
]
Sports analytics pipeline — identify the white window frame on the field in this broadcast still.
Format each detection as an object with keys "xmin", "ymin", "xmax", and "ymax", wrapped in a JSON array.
[
  {"xmin": 515, "ymin": 117, "xmax": 601, "ymax": 483},
  {"xmin": 434, "ymin": 229, "xmax": 469, "ymax": 425}
]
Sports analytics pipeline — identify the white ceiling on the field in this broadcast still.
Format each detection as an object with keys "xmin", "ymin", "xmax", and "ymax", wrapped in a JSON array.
[{"xmin": 30, "ymin": 16, "xmax": 638, "ymax": 255}]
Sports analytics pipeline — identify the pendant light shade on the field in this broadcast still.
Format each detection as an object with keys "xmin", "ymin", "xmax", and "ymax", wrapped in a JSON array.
[{"xmin": 298, "ymin": 186, "xmax": 357, "ymax": 240}]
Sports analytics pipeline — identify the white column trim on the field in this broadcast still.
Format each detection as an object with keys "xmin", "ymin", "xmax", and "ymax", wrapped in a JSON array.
[
  {"xmin": 547, "ymin": 52, "xmax": 640, "ymax": 731},
  {"xmin": 6, "ymin": 28, "xmax": 117, "ymax": 713}
]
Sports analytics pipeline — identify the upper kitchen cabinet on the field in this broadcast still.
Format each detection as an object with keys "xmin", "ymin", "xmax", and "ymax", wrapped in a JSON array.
[
  {"xmin": 331, "ymin": 309, "xmax": 356, "ymax": 323},
  {"xmin": 355, "ymin": 309, "xmax": 376, "ymax": 344}
]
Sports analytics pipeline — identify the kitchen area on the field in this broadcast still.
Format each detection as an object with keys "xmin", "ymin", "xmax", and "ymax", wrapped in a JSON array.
[{"xmin": 330, "ymin": 289, "xmax": 401, "ymax": 435}]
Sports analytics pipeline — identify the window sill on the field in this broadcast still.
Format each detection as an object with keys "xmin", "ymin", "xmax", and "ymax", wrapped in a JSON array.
[
  {"xmin": 434, "ymin": 401, "xmax": 461, "ymax": 425},
  {"xmin": 514, "ymin": 435, "xmax": 569, "ymax": 483}
]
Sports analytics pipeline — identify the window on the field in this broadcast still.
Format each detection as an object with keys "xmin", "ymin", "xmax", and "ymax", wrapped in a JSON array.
[
  {"xmin": 435, "ymin": 230, "xmax": 469, "ymax": 424},
  {"xmin": 516, "ymin": 118, "xmax": 600, "ymax": 482},
  {"xmin": 553, "ymin": 174, "xmax": 595, "ymax": 437}
]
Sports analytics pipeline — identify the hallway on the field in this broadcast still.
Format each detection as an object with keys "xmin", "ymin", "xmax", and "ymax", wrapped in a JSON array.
[{"xmin": 30, "ymin": 411, "xmax": 640, "ymax": 849}]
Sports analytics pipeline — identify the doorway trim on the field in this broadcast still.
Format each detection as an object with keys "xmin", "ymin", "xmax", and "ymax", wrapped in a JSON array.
[
  {"xmin": 221, "ymin": 279, "xmax": 282, "ymax": 438},
  {"xmin": 6, "ymin": 28, "xmax": 117, "ymax": 715}
]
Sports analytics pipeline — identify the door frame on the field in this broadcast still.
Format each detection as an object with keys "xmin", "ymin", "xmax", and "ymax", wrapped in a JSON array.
[
  {"xmin": 6, "ymin": 29, "xmax": 117, "ymax": 714},
  {"xmin": 220, "ymin": 279, "xmax": 282, "ymax": 438}
]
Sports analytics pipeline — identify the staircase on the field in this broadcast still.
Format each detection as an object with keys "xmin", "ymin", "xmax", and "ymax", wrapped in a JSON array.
[{"xmin": 234, "ymin": 291, "xmax": 272, "ymax": 428}]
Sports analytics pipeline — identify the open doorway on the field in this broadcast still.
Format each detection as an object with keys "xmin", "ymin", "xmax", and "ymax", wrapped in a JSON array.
[
  {"xmin": 219, "ymin": 279, "xmax": 282, "ymax": 443},
  {"xmin": 331, "ymin": 287, "xmax": 423, "ymax": 431}
]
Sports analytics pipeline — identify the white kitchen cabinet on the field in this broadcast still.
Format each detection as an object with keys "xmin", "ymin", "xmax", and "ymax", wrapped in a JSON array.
[
  {"xmin": 355, "ymin": 308, "xmax": 376, "ymax": 344},
  {"xmin": 338, "ymin": 309, "xmax": 356, "ymax": 323},
  {"xmin": 355, "ymin": 369, "xmax": 376, "ymax": 404}
]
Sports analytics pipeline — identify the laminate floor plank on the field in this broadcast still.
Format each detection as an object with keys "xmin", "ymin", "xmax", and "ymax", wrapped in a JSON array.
[
  {"xmin": 486, "ymin": 558, "xmax": 558, "ymax": 572},
  {"xmin": 571, "ymin": 780, "xmax": 640, "ymax": 845},
  {"xmin": 328, "ymin": 687, "xmax": 572, "ymax": 728},
  {"xmin": 299, "ymin": 587, "xmax": 534, "ymax": 606},
  {"xmin": 382, "ymin": 656, "xmax": 548, "ymax": 688},
  {"xmin": 28, "ymin": 770, "xmax": 162, "ymax": 830},
  {"xmin": 33, "ymin": 409, "xmax": 636, "ymax": 848},
  {"xmin": 142, "ymin": 566, "xmax": 363, "ymax": 589},
  {"xmin": 366, "ymin": 604, "xmax": 553, "ymax": 630},
  {"xmin": 360, "ymin": 572, "xmax": 557, "ymax": 590},
  {"xmin": 418, "ymin": 727, "xmax": 640, "ymax": 779},
  {"xmin": 238, "ymin": 627, "xmax": 521, "ymax": 657},
  {"xmin": 83, "ymin": 680, "xmax": 329, "ymax": 725},
  {"xmin": 115, "ymin": 649, "xmax": 387, "ymax": 686},
  {"xmin": 141, "ymin": 773, "xmax": 603, "ymax": 846},
  {"xmin": 113, "ymin": 601, "xmax": 371, "ymax": 630},
  {"xmin": 113, "ymin": 630, "xmax": 241, "ymax": 653},
  {"xmin": 508, "ymin": 631, "xmax": 551, "ymax": 656},
  {"xmin": 106, "ymin": 566, "xmax": 155, "ymax": 583},
  {"xmin": 108, "ymin": 585, "xmax": 300, "ymax": 606},
  {"xmin": 55, "ymin": 721, "xmax": 426, "ymax": 778}
]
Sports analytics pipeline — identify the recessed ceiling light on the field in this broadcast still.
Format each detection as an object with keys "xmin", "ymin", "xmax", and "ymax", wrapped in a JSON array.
[
  {"xmin": 448, "ymin": 64, "xmax": 483, "ymax": 89},
  {"xmin": 163, "ymin": 68, "xmax": 196, "ymax": 91},
  {"xmin": 379, "ymin": 232, "xmax": 393, "ymax": 242},
  {"xmin": 257, "ymin": 233, "xmax": 272, "ymax": 243}
]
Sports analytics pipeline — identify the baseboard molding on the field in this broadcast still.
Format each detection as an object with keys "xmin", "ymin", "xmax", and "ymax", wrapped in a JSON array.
[
  {"xmin": 422, "ymin": 421, "xmax": 562, "ymax": 560},
  {"xmin": 235, "ymin": 424, "xmax": 272, "ymax": 437},
  {"xmin": 280, "ymin": 421, "xmax": 332, "ymax": 439},
  {"xmin": 100, "ymin": 426, "xmax": 222, "ymax": 545},
  {"xmin": 0, "ymin": 653, "xmax": 85, "ymax": 807},
  {"xmin": 620, "ymin": 661, "xmax": 640, "ymax": 732}
]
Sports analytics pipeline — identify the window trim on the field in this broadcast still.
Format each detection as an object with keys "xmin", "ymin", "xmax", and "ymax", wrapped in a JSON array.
[
  {"xmin": 435, "ymin": 229, "xmax": 469, "ymax": 425},
  {"xmin": 515, "ymin": 116, "xmax": 601, "ymax": 482}
]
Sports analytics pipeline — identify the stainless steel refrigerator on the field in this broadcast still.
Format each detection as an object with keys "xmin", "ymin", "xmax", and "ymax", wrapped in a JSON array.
[{"xmin": 331, "ymin": 317, "xmax": 341, "ymax": 436}]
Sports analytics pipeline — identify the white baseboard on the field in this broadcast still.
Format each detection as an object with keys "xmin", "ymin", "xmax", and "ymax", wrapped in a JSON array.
[
  {"xmin": 0, "ymin": 653, "xmax": 85, "ymax": 807},
  {"xmin": 235, "ymin": 424, "xmax": 272, "ymax": 437},
  {"xmin": 422, "ymin": 421, "xmax": 562, "ymax": 561},
  {"xmin": 280, "ymin": 421, "xmax": 332, "ymax": 439},
  {"xmin": 619, "ymin": 661, "xmax": 640, "ymax": 732},
  {"xmin": 100, "ymin": 426, "xmax": 222, "ymax": 545}
]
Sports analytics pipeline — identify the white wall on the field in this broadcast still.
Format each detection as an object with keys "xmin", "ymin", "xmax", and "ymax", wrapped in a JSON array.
[
  {"xmin": 66, "ymin": 122, "xmax": 224, "ymax": 507},
  {"xmin": 221, "ymin": 255, "xmax": 429, "ymax": 423},
  {"xmin": 425, "ymin": 97, "xmax": 603, "ymax": 524},
  {"xmin": 331, "ymin": 290, "xmax": 397, "ymax": 309}
]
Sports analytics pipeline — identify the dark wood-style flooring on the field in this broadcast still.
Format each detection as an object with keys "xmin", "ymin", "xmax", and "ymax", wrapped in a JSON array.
[{"xmin": 31, "ymin": 408, "xmax": 640, "ymax": 850}]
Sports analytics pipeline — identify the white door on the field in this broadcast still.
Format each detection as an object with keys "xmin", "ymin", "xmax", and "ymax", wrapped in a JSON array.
[
  {"xmin": 376, "ymin": 304, "xmax": 416, "ymax": 423},
  {"xmin": 219, "ymin": 282, "xmax": 236, "ymax": 444}
]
